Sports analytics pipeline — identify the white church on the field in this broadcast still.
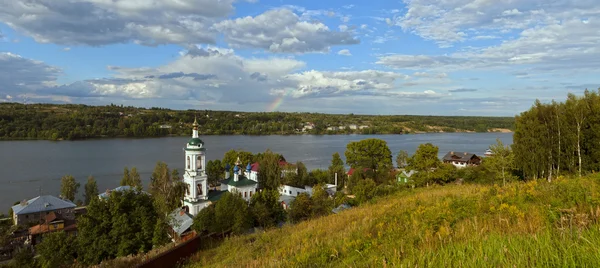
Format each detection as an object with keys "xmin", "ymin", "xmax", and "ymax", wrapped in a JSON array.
[{"xmin": 181, "ymin": 119, "xmax": 336, "ymax": 216}]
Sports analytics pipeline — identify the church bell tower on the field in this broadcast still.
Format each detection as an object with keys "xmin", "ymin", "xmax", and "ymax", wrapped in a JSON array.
[{"xmin": 182, "ymin": 117, "xmax": 209, "ymax": 215}]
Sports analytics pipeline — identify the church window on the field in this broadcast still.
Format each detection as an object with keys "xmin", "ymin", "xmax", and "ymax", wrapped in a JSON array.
[
  {"xmin": 186, "ymin": 185, "xmax": 190, "ymax": 195},
  {"xmin": 250, "ymin": 191, "xmax": 253, "ymax": 197},
  {"xmin": 244, "ymin": 192, "xmax": 247, "ymax": 198},
  {"xmin": 197, "ymin": 183, "xmax": 203, "ymax": 196},
  {"xmin": 187, "ymin": 156, "xmax": 190, "ymax": 169},
  {"xmin": 197, "ymin": 156, "xmax": 203, "ymax": 169}
]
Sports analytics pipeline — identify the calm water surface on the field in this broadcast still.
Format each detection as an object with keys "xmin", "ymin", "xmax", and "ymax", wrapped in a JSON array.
[{"xmin": 0, "ymin": 133, "xmax": 512, "ymax": 212}]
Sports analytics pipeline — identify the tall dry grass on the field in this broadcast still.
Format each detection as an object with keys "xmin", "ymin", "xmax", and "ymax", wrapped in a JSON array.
[{"xmin": 186, "ymin": 175, "xmax": 600, "ymax": 267}]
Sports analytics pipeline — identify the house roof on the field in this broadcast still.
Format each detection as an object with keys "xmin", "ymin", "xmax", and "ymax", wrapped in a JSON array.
[
  {"xmin": 442, "ymin": 151, "xmax": 479, "ymax": 162},
  {"xmin": 278, "ymin": 195, "xmax": 296, "ymax": 206},
  {"xmin": 169, "ymin": 209, "xmax": 194, "ymax": 236},
  {"xmin": 98, "ymin": 185, "xmax": 133, "ymax": 199},
  {"xmin": 221, "ymin": 175, "xmax": 258, "ymax": 188},
  {"xmin": 347, "ymin": 167, "xmax": 371, "ymax": 176},
  {"xmin": 12, "ymin": 195, "xmax": 76, "ymax": 215}
]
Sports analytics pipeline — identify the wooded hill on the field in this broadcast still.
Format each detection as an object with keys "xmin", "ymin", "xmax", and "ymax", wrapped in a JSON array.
[{"xmin": 0, "ymin": 103, "xmax": 514, "ymax": 140}]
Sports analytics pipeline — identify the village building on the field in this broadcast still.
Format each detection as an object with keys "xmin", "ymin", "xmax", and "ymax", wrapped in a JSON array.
[
  {"xmin": 11, "ymin": 195, "xmax": 76, "ymax": 226},
  {"xmin": 442, "ymin": 151, "xmax": 482, "ymax": 168},
  {"xmin": 168, "ymin": 209, "xmax": 196, "ymax": 242},
  {"xmin": 220, "ymin": 160, "xmax": 259, "ymax": 202},
  {"xmin": 98, "ymin": 185, "xmax": 142, "ymax": 199},
  {"xmin": 181, "ymin": 118, "xmax": 211, "ymax": 216},
  {"xmin": 28, "ymin": 212, "xmax": 77, "ymax": 245}
]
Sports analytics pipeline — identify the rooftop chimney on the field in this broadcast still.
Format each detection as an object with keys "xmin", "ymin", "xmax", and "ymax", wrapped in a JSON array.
[{"xmin": 450, "ymin": 151, "xmax": 454, "ymax": 155}]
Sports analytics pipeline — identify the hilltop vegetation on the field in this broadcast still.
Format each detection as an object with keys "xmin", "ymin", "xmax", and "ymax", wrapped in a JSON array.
[
  {"xmin": 0, "ymin": 102, "xmax": 514, "ymax": 140},
  {"xmin": 187, "ymin": 176, "xmax": 600, "ymax": 267}
]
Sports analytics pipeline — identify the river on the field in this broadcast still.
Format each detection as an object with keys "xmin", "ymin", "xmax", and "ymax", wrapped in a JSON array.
[{"xmin": 0, "ymin": 133, "xmax": 512, "ymax": 212}]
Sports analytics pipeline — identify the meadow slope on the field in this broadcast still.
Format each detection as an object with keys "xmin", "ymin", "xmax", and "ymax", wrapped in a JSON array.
[{"xmin": 188, "ymin": 176, "xmax": 600, "ymax": 267}]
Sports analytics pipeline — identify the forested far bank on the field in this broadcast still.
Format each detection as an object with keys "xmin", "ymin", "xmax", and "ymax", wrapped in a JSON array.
[{"xmin": 0, "ymin": 103, "xmax": 514, "ymax": 141}]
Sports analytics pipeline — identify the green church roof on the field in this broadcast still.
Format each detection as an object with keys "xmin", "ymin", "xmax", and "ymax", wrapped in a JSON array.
[
  {"xmin": 188, "ymin": 137, "xmax": 204, "ymax": 146},
  {"xmin": 221, "ymin": 175, "xmax": 258, "ymax": 188}
]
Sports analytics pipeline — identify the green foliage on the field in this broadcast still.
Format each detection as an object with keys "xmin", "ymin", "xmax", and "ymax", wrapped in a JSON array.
[
  {"xmin": 213, "ymin": 192, "xmax": 251, "ymax": 235},
  {"xmin": 120, "ymin": 167, "xmax": 130, "ymax": 186},
  {"xmin": 36, "ymin": 231, "xmax": 76, "ymax": 268},
  {"xmin": 407, "ymin": 143, "xmax": 441, "ymax": 185},
  {"xmin": 192, "ymin": 204, "xmax": 216, "ymax": 233},
  {"xmin": 206, "ymin": 159, "xmax": 224, "ymax": 186},
  {"xmin": 513, "ymin": 89, "xmax": 600, "ymax": 179},
  {"xmin": 249, "ymin": 190, "xmax": 285, "ymax": 229},
  {"xmin": 152, "ymin": 218, "xmax": 170, "ymax": 248},
  {"xmin": 345, "ymin": 139, "xmax": 393, "ymax": 183},
  {"xmin": 328, "ymin": 152, "xmax": 346, "ymax": 188},
  {"xmin": 311, "ymin": 184, "xmax": 333, "ymax": 217},
  {"xmin": 77, "ymin": 189, "xmax": 158, "ymax": 265},
  {"xmin": 222, "ymin": 150, "xmax": 254, "ymax": 167},
  {"xmin": 288, "ymin": 193, "xmax": 312, "ymax": 223},
  {"xmin": 0, "ymin": 103, "xmax": 514, "ymax": 140},
  {"xmin": 352, "ymin": 178, "xmax": 377, "ymax": 204},
  {"xmin": 484, "ymin": 138, "xmax": 517, "ymax": 185},
  {"xmin": 9, "ymin": 246, "xmax": 37, "ymax": 268},
  {"xmin": 396, "ymin": 150, "xmax": 409, "ymax": 168},
  {"xmin": 60, "ymin": 175, "xmax": 79, "ymax": 202},
  {"xmin": 188, "ymin": 176, "xmax": 600, "ymax": 267},
  {"xmin": 257, "ymin": 150, "xmax": 282, "ymax": 190},
  {"xmin": 307, "ymin": 169, "xmax": 330, "ymax": 186},
  {"xmin": 149, "ymin": 162, "xmax": 186, "ymax": 217},
  {"xmin": 83, "ymin": 175, "xmax": 99, "ymax": 205}
]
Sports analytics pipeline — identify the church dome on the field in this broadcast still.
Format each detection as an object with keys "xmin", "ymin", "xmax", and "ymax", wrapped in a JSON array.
[
  {"xmin": 233, "ymin": 165, "xmax": 240, "ymax": 172},
  {"xmin": 225, "ymin": 163, "xmax": 231, "ymax": 171},
  {"xmin": 188, "ymin": 137, "xmax": 204, "ymax": 146},
  {"xmin": 246, "ymin": 163, "xmax": 252, "ymax": 170}
]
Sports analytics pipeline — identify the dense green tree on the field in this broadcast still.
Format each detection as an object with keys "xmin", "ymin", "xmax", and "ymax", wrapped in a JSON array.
[
  {"xmin": 486, "ymin": 138, "xmax": 516, "ymax": 185},
  {"xmin": 77, "ymin": 189, "xmax": 158, "ymax": 265},
  {"xmin": 36, "ymin": 231, "xmax": 76, "ymax": 268},
  {"xmin": 249, "ymin": 190, "xmax": 285, "ymax": 229},
  {"xmin": 152, "ymin": 218, "xmax": 170, "ymax": 248},
  {"xmin": 148, "ymin": 162, "xmax": 187, "ymax": 217},
  {"xmin": 213, "ymin": 191, "xmax": 251, "ymax": 235},
  {"xmin": 222, "ymin": 150, "xmax": 254, "ymax": 167},
  {"xmin": 407, "ymin": 143, "xmax": 440, "ymax": 185},
  {"xmin": 192, "ymin": 204, "xmax": 216, "ymax": 233},
  {"xmin": 120, "ymin": 167, "xmax": 131, "ymax": 186},
  {"xmin": 206, "ymin": 159, "xmax": 225, "ymax": 186},
  {"xmin": 352, "ymin": 179, "xmax": 377, "ymax": 204},
  {"xmin": 83, "ymin": 175, "xmax": 99, "ymax": 205},
  {"xmin": 130, "ymin": 167, "xmax": 143, "ymax": 189},
  {"xmin": 328, "ymin": 152, "xmax": 346, "ymax": 188},
  {"xmin": 396, "ymin": 150, "xmax": 409, "ymax": 168},
  {"xmin": 311, "ymin": 185, "xmax": 333, "ymax": 217},
  {"xmin": 257, "ymin": 150, "xmax": 282, "ymax": 190},
  {"xmin": 60, "ymin": 175, "xmax": 80, "ymax": 202},
  {"xmin": 10, "ymin": 246, "xmax": 37, "ymax": 268},
  {"xmin": 288, "ymin": 193, "xmax": 312, "ymax": 223},
  {"xmin": 308, "ymin": 169, "xmax": 330, "ymax": 186},
  {"xmin": 345, "ymin": 139, "xmax": 393, "ymax": 183}
]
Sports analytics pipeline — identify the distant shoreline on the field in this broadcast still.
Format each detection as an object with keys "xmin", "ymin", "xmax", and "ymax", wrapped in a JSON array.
[{"xmin": 0, "ymin": 130, "xmax": 513, "ymax": 142}]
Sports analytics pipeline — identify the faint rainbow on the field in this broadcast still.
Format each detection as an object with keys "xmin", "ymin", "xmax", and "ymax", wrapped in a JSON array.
[{"xmin": 267, "ymin": 91, "xmax": 288, "ymax": 112}]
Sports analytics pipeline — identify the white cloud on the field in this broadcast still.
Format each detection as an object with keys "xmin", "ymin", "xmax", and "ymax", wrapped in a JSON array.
[
  {"xmin": 63, "ymin": 47, "xmax": 71, "ymax": 52},
  {"xmin": 214, "ymin": 9, "xmax": 360, "ymax": 53},
  {"xmin": 338, "ymin": 49, "xmax": 352, "ymax": 56},
  {"xmin": 0, "ymin": 0, "xmax": 237, "ymax": 46},
  {"xmin": 395, "ymin": 0, "xmax": 600, "ymax": 47}
]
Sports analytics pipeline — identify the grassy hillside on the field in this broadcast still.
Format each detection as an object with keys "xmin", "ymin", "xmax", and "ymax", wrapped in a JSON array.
[{"xmin": 187, "ymin": 176, "xmax": 600, "ymax": 267}]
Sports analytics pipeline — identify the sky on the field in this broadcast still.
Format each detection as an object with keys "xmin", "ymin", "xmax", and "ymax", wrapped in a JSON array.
[{"xmin": 0, "ymin": 0, "xmax": 598, "ymax": 116}]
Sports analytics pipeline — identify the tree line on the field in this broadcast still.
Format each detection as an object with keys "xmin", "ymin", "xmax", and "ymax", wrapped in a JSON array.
[
  {"xmin": 513, "ymin": 89, "xmax": 600, "ymax": 180},
  {"xmin": 0, "ymin": 102, "xmax": 514, "ymax": 140}
]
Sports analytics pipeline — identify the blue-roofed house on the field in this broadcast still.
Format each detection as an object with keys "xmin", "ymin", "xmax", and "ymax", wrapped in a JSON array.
[
  {"xmin": 11, "ymin": 195, "xmax": 76, "ymax": 226},
  {"xmin": 168, "ymin": 208, "xmax": 196, "ymax": 242},
  {"xmin": 98, "ymin": 185, "xmax": 136, "ymax": 199}
]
